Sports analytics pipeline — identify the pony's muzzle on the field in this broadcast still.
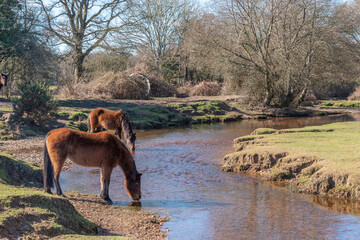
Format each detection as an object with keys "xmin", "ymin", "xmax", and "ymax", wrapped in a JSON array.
[{"xmin": 133, "ymin": 195, "xmax": 141, "ymax": 201}]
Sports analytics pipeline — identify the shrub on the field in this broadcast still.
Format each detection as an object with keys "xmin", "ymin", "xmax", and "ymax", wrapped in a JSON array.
[
  {"xmin": 149, "ymin": 77, "xmax": 177, "ymax": 97},
  {"xmin": 300, "ymin": 90, "xmax": 317, "ymax": 106},
  {"xmin": 348, "ymin": 86, "xmax": 360, "ymax": 100},
  {"xmin": 177, "ymin": 82, "xmax": 192, "ymax": 97},
  {"xmin": 59, "ymin": 72, "xmax": 177, "ymax": 99},
  {"xmin": 189, "ymin": 81, "xmax": 222, "ymax": 96},
  {"xmin": 12, "ymin": 83, "xmax": 58, "ymax": 126},
  {"xmin": 59, "ymin": 72, "xmax": 149, "ymax": 99}
]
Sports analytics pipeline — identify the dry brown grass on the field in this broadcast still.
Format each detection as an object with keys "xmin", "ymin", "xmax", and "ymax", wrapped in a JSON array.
[
  {"xmin": 189, "ymin": 81, "xmax": 222, "ymax": 96},
  {"xmin": 58, "ymin": 72, "xmax": 148, "ymax": 99},
  {"xmin": 176, "ymin": 82, "xmax": 192, "ymax": 96},
  {"xmin": 149, "ymin": 77, "xmax": 177, "ymax": 97},
  {"xmin": 348, "ymin": 86, "xmax": 360, "ymax": 100},
  {"xmin": 58, "ymin": 71, "xmax": 177, "ymax": 99}
]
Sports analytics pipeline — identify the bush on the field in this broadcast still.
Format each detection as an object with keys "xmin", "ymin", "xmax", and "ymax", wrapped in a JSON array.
[
  {"xmin": 177, "ymin": 82, "xmax": 192, "ymax": 97},
  {"xmin": 149, "ymin": 77, "xmax": 177, "ymax": 97},
  {"xmin": 189, "ymin": 81, "xmax": 222, "ymax": 96},
  {"xmin": 12, "ymin": 83, "xmax": 58, "ymax": 126},
  {"xmin": 59, "ymin": 72, "xmax": 176, "ymax": 99},
  {"xmin": 300, "ymin": 90, "xmax": 317, "ymax": 106},
  {"xmin": 348, "ymin": 86, "xmax": 360, "ymax": 100}
]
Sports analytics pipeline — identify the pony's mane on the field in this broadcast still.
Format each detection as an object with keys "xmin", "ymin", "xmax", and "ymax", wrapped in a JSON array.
[{"xmin": 120, "ymin": 112, "xmax": 134, "ymax": 139}]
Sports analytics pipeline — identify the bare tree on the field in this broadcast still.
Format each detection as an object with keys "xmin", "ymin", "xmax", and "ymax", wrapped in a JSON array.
[
  {"xmin": 130, "ymin": 0, "xmax": 195, "ymax": 80},
  {"xmin": 206, "ymin": 0, "xmax": 331, "ymax": 106},
  {"xmin": 37, "ymin": 0, "xmax": 130, "ymax": 82}
]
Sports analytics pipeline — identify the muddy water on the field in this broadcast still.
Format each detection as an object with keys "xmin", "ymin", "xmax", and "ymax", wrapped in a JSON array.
[{"xmin": 61, "ymin": 113, "xmax": 360, "ymax": 239}]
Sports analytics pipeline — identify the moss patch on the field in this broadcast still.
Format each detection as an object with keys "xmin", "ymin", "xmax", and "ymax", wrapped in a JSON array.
[
  {"xmin": 170, "ymin": 101, "xmax": 241, "ymax": 124},
  {"xmin": 69, "ymin": 112, "xmax": 88, "ymax": 121},
  {"xmin": 0, "ymin": 122, "xmax": 21, "ymax": 140},
  {"xmin": 67, "ymin": 121, "xmax": 88, "ymax": 132},
  {"xmin": 223, "ymin": 122, "xmax": 360, "ymax": 199},
  {"xmin": 0, "ymin": 153, "xmax": 42, "ymax": 187},
  {"xmin": 317, "ymin": 100, "xmax": 360, "ymax": 108},
  {"xmin": 125, "ymin": 105, "xmax": 191, "ymax": 129}
]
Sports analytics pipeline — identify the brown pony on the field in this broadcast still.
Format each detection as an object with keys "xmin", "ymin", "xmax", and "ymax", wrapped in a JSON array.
[
  {"xmin": 43, "ymin": 128, "xmax": 142, "ymax": 203},
  {"xmin": 0, "ymin": 73, "xmax": 8, "ymax": 90},
  {"xmin": 87, "ymin": 108, "xmax": 136, "ymax": 152}
]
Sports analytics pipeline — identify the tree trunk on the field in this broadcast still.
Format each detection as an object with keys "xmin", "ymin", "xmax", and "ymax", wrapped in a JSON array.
[
  {"xmin": 292, "ymin": 85, "xmax": 308, "ymax": 107},
  {"xmin": 263, "ymin": 72, "xmax": 273, "ymax": 106},
  {"xmin": 74, "ymin": 53, "xmax": 85, "ymax": 83}
]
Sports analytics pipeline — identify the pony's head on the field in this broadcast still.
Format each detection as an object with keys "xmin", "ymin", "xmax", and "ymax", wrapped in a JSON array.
[
  {"xmin": 0, "ymin": 73, "xmax": 8, "ymax": 88},
  {"xmin": 125, "ymin": 172, "xmax": 142, "ymax": 200},
  {"xmin": 127, "ymin": 132, "xmax": 136, "ymax": 152}
]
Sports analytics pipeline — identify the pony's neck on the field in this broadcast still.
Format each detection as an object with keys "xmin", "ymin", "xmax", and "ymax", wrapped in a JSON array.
[
  {"xmin": 120, "ymin": 114, "xmax": 133, "ymax": 139},
  {"xmin": 118, "ymin": 146, "xmax": 137, "ymax": 179}
]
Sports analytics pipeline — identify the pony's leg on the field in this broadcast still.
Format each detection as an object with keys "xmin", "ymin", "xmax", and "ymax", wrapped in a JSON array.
[
  {"xmin": 52, "ymin": 154, "xmax": 67, "ymax": 197},
  {"xmin": 100, "ymin": 166, "xmax": 113, "ymax": 203},
  {"xmin": 90, "ymin": 117, "xmax": 100, "ymax": 133},
  {"xmin": 95, "ymin": 125, "xmax": 102, "ymax": 132}
]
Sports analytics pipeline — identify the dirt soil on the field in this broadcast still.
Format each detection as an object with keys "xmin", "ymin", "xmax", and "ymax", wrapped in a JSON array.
[
  {"xmin": 66, "ymin": 192, "xmax": 167, "ymax": 240},
  {"xmin": 0, "ymin": 137, "xmax": 75, "ymax": 170}
]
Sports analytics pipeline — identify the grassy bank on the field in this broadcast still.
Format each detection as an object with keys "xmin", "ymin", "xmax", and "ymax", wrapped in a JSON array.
[
  {"xmin": 0, "ymin": 96, "xmax": 348, "ymax": 139},
  {"xmin": 316, "ymin": 100, "xmax": 360, "ymax": 108},
  {"xmin": 48, "ymin": 99, "xmax": 244, "ymax": 132},
  {"xmin": 0, "ymin": 153, "xmax": 164, "ymax": 239},
  {"xmin": 0, "ymin": 153, "xmax": 99, "ymax": 239},
  {"xmin": 222, "ymin": 122, "xmax": 360, "ymax": 199}
]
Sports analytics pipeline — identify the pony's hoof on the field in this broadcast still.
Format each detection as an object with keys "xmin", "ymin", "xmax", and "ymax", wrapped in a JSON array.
[
  {"xmin": 101, "ymin": 196, "xmax": 113, "ymax": 204},
  {"xmin": 44, "ymin": 188, "xmax": 53, "ymax": 194},
  {"xmin": 58, "ymin": 193, "xmax": 66, "ymax": 198}
]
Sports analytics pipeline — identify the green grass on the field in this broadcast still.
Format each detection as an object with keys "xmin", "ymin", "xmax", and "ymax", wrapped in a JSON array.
[
  {"xmin": 236, "ymin": 122, "xmax": 360, "ymax": 173},
  {"xmin": 0, "ymin": 153, "xmax": 97, "ymax": 238},
  {"xmin": 125, "ymin": 105, "xmax": 191, "ymax": 129},
  {"xmin": 0, "ymin": 153, "xmax": 42, "ymax": 186},
  {"xmin": 224, "ymin": 122, "xmax": 360, "ymax": 198},
  {"xmin": 69, "ymin": 112, "xmax": 88, "ymax": 121},
  {"xmin": 170, "ymin": 101, "xmax": 241, "ymax": 124},
  {"xmin": 317, "ymin": 100, "xmax": 360, "ymax": 108},
  {"xmin": 0, "ymin": 121, "xmax": 21, "ymax": 140},
  {"xmin": 170, "ymin": 100, "xmax": 231, "ymax": 116}
]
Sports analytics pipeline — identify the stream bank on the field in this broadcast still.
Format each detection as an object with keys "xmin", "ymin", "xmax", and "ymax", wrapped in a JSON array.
[
  {"xmin": 0, "ymin": 153, "xmax": 166, "ymax": 239},
  {"xmin": 222, "ymin": 121, "xmax": 360, "ymax": 199}
]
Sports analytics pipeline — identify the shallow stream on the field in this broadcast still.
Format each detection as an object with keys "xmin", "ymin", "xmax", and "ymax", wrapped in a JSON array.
[{"xmin": 61, "ymin": 113, "xmax": 360, "ymax": 239}]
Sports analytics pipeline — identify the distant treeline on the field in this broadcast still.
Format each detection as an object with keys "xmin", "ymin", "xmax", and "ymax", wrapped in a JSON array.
[{"xmin": 0, "ymin": 0, "xmax": 359, "ymax": 106}]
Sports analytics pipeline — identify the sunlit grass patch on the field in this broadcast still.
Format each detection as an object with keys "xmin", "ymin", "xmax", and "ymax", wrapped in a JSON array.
[
  {"xmin": 224, "ymin": 121, "xmax": 360, "ymax": 198},
  {"xmin": 317, "ymin": 100, "xmax": 360, "ymax": 108}
]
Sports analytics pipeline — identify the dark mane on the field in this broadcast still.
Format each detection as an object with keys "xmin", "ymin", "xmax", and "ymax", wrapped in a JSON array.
[
  {"xmin": 88, "ymin": 107, "xmax": 137, "ymax": 152},
  {"xmin": 120, "ymin": 112, "xmax": 134, "ymax": 139}
]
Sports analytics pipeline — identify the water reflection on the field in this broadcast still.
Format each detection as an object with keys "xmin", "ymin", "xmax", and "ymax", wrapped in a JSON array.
[{"xmin": 61, "ymin": 113, "xmax": 360, "ymax": 239}]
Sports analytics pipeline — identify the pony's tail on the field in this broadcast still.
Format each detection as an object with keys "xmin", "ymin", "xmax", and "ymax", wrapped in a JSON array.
[{"xmin": 43, "ymin": 133, "xmax": 54, "ymax": 190}]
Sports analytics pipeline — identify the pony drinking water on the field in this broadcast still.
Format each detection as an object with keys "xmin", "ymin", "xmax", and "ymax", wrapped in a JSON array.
[
  {"xmin": 87, "ymin": 107, "xmax": 136, "ymax": 152},
  {"xmin": 43, "ymin": 128, "xmax": 142, "ymax": 203}
]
